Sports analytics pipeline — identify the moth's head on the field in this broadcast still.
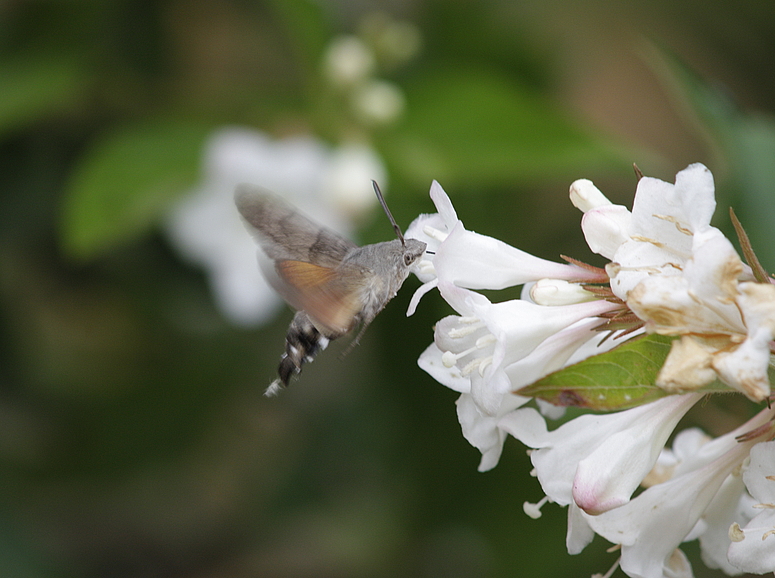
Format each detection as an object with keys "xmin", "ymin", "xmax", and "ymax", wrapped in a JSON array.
[{"xmin": 401, "ymin": 238, "xmax": 427, "ymax": 269}]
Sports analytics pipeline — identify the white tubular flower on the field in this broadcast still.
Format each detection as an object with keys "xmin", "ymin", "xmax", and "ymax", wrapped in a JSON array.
[
  {"xmin": 433, "ymin": 281, "xmax": 618, "ymax": 416},
  {"xmin": 582, "ymin": 407, "xmax": 775, "ymax": 578},
  {"xmin": 166, "ymin": 128, "xmax": 385, "ymax": 325},
  {"xmin": 420, "ymin": 303, "xmax": 619, "ymax": 471},
  {"xmin": 530, "ymin": 278, "xmax": 596, "ymax": 305},
  {"xmin": 727, "ymin": 440, "xmax": 775, "ymax": 574},
  {"xmin": 499, "ymin": 393, "xmax": 703, "ymax": 514},
  {"xmin": 404, "ymin": 180, "xmax": 607, "ymax": 316},
  {"xmin": 455, "ymin": 392, "xmax": 529, "ymax": 472}
]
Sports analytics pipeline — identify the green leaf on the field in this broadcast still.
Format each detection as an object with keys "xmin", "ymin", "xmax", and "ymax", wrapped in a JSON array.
[
  {"xmin": 517, "ymin": 334, "xmax": 730, "ymax": 411},
  {"xmin": 0, "ymin": 56, "xmax": 86, "ymax": 137},
  {"xmin": 61, "ymin": 120, "xmax": 212, "ymax": 259},
  {"xmin": 378, "ymin": 66, "xmax": 638, "ymax": 188}
]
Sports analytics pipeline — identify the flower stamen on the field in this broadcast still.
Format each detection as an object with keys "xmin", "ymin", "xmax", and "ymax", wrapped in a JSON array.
[
  {"xmin": 523, "ymin": 495, "xmax": 551, "ymax": 519},
  {"xmin": 423, "ymin": 225, "xmax": 448, "ymax": 242}
]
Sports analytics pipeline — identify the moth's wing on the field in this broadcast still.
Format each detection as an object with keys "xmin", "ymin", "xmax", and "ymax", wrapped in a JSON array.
[
  {"xmin": 235, "ymin": 184, "xmax": 357, "ymax": 267},
  {"xmin": 271, "ymin": 260, "xmax": 368, "ymax": 335}
]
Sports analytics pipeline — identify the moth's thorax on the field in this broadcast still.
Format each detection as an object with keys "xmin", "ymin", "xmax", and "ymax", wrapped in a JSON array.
[{"xmin": 344, "ymin": 237, "xmax": 426, "ymax": 313}]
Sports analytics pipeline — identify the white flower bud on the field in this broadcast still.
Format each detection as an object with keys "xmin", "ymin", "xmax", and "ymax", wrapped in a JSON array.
[
  {"xmin": 570, "ymin": 179, "xmax": 612, "ymax": 212},
  {"xmin": 323, "ymin": 36, "xmax": 375, "ymax": 86},
  {"xmin": 530, "ymin": 279, "xmax": 595, "ymax": 306},
  {"xmin": 352, "ymin": 79, "xmax": 405, "ymax": 125}
]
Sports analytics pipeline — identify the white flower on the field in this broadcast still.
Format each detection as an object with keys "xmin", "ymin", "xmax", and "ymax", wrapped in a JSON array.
[
  {"xmin": 409, "ymin": 181, "xmax": 641, "ymax": 470},
  {"xmin": 412, "ymin": 163, "xmax": 775, "ymax": 578},
  {"xmin": 576, "ymin": 164, "xmax": 775, "ymax": 401},
  {"xmin": 727, "ymin": 439, "xmax": 775, "ymax": 574},
  {"xmin": 499, "ymin": 393, "xmax": 703, "ymax": 516},
  {"xmin": 581, "ymin": 407, "xmax": 775, "ymax": 578},
  {"xmin": 352, "ymin": 79, "xmax": 405, "ymax": 125},
  {"xmin": 455, "ymin": 392, "xmax": 528, "ymax": 472},
  {"xmin": 427, "ymin": 280, "xmax": 617, "ymax": 429},
  {"xmin": 405, "ymin": 181, "xmax": 605, "ymax": 310},
  {"xmin": 166, "ymin": 127, "xmax": 385, "ymax": 325}
]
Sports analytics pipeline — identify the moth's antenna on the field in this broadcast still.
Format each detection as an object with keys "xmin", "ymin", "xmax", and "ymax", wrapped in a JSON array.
[{"xmin": 372, "ymin": 180, "xmax": 405, "ymax": 246}]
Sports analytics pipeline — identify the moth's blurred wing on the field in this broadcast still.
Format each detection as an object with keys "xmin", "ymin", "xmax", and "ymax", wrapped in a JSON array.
[
  {"xmin": 235, "ymin": 184, "xmax": 357, "ymax": 267},
  {"xmin": 271, "ymin": 260, "xmax": 368, "ymax": 335}
]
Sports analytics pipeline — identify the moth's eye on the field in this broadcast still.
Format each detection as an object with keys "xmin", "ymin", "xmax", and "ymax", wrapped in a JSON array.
[{"xmin": 404, "ymin": 253, "xmax": 415, "ymax": 266}]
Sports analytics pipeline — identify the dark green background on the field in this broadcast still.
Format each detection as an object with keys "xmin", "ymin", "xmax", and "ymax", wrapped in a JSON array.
[{"xmin": 1, "ymin": 1, "xmax": 772, "ymax": 576}]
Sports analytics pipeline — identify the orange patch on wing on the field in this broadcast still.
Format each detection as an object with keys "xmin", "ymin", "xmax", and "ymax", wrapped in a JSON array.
[
  {"xmin": 275, "ymin": 260, "xmax": 364, "ymax": 334},
  {"xmin": 276, "ymin": 260, "xmax": 338, "ymax": 288}
]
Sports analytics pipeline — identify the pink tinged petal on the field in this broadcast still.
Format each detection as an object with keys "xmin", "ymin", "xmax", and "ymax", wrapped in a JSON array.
[
  {"xmin": 456, "ymin": 392, "xmax": 529, "ymax": 472},
  {"xmin": 580, "ymin": 205, "xmax": 632, "ymax": 260},
  {"xmin": 585, "ymin": 408, "xmax": 775, "ymax": 578},
  {"xmin": 571, "ymin": 393, "xmax": 704, "ymax": 515},
  {"xmin": 727, "ymin": 441, "xmax": 775, "ymax": 574},
  {"xmin": 586, "ymin": 438, "xmax": 755, "ymax": 578},
  {"xmin": 499, "ymin": 394, "xmax": 702, "ymax": 509},
  {"xmin": 434, "ymin": 223, "xmax": 601, "ymax": 290}
]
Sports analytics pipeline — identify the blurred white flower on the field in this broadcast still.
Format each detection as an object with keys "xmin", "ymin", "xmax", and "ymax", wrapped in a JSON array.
[
  {"xmin": 360, "ymin": 13, "xmax": 422, "ymax": 67},
  {"xmin": 166, "ymin": 127, "xmax": 385, "ymax": 326},
  {"xmin": 352, "ymin": 79, "xmax": 405, "ymax": 125},
  {"xmin": 323, "ymin": 35, "xmax": 375, "ymax": 87}
]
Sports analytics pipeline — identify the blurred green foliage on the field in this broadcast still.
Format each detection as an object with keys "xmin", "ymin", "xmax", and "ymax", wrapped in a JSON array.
[{"xmin": 1, "ymin": 0, "xmax": 774, "ymax": 577}]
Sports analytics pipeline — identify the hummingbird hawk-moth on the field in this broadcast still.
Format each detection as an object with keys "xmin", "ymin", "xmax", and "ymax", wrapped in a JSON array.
[{"xmin": 235, "ymin": 182, "xmax": 426, "ymax": 395}]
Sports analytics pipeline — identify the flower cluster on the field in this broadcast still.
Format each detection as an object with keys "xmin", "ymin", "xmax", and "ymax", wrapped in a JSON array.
[
  {"xmin": 407, "ymin": 164, "xmax": 775, "ymax": 577},
  {"xmin": 322, "ymin": 14, "xmax": 420, "ymax": 127}
]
